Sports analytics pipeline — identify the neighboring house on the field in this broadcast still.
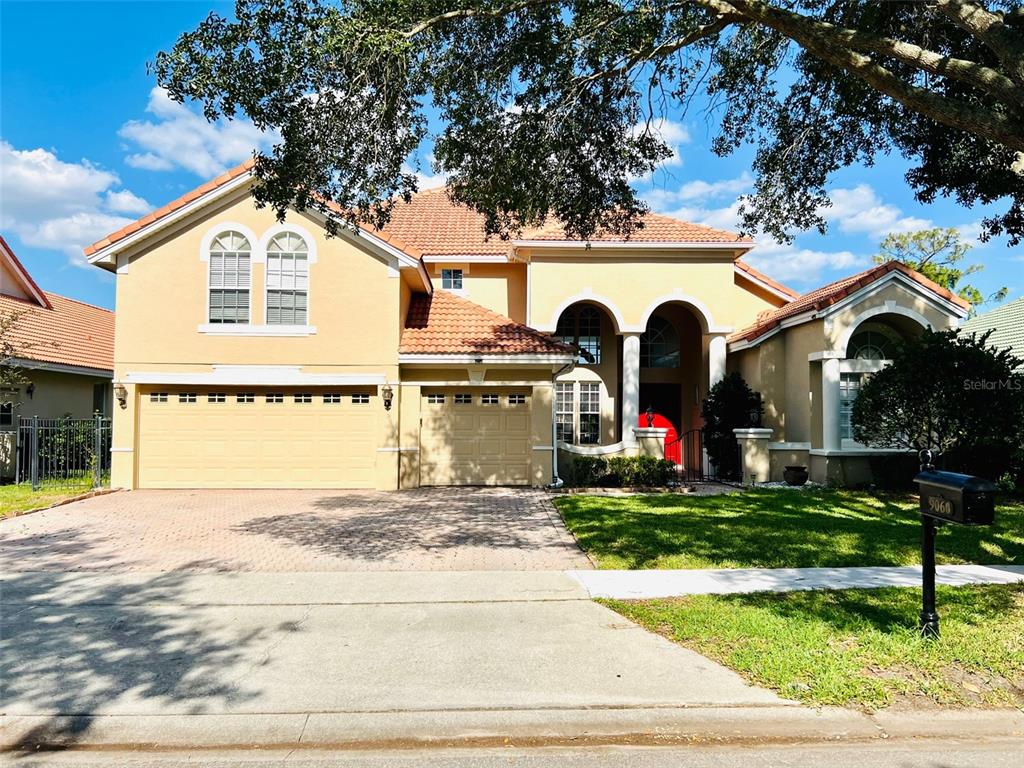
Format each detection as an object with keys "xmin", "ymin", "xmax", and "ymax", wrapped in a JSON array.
[
  {"xmin": 960, "ymin": 296, "xmax": 1024, "ymax": 365},
  {"xmin": 1, "ymin": 235, "xmax": 115, "ymax": 477},
  {"xmin": 84, "ymin": 160, "xmax": 968, "ymax": 490}
]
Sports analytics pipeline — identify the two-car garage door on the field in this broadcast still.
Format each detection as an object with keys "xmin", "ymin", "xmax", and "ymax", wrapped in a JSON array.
[
  {"xmin": 137, "ymin": 387, "xmax": 376, "ymax": 488},
  {"xmin": 418, "ymin": 388, "xmax": 533, "ymax": 486}
]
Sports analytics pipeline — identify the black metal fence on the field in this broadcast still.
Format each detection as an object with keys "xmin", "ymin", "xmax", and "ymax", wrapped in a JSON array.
[
  {"xmin": 15, "ymin": 416, "xmax": 112, "ymax": 490},
  {"xmin": 673, "ymin": 429, "xmax": 742, "ymax": 483}
]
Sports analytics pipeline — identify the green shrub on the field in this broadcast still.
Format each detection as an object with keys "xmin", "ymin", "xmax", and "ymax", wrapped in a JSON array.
[
  {"xmin": 701, "ymin": 372, "xmax": 762, "ymax": 481},
  {"xmin": 570, "ymin": 455, "xmax": 607, "ymax": 486},
  {"xmin": 605, "ymin": 455, "xmax": 676, "ymax": 487}
]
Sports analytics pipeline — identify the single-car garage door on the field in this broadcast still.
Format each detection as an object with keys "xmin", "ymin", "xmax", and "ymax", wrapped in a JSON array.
[
  {"xmin": 137, "ymin": 387, "xmax": 377, "ymax": 488},
  {"xmin": 419, "ymin": 388, "xmax": 533, "ymax": 486}
]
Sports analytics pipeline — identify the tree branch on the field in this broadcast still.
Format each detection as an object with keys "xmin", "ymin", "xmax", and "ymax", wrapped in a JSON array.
[
  {"xmin": 933, "ymin": 0, "xmax": 1024, "ymax": 85},
  {"xmin": 697, "ymin": 0, "xmax": 1024, "ymax": 151},
  {"xmin": 402, "ymin": 0, "xmax": 559, "ymax": 38}
]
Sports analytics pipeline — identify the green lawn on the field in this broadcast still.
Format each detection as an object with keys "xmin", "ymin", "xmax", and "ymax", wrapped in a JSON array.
[
  {"xmin": 605, "ymin": 584, "xmax": 1024, "ymax": 710},
  {"xmin": 0, "ymin": 481, "xmax": 95, "ymax": 518},
  {"xmin": 555, "ymin": 489, "xmax": 1024, "ymax": 569}
]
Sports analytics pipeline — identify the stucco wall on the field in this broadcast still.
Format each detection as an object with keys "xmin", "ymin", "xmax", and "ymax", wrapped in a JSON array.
[{"xmin": 427, "ymin": 262, "xmax": 527, "ymax": 323}]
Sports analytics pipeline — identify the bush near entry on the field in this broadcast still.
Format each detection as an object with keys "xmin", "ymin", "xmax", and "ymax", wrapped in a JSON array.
[{"xmin": 567, "ymin": 455, "xmax": 676, "ymax": 487}]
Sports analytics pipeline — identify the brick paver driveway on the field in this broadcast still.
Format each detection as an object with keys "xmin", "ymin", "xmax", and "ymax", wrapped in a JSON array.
[{"xmin": 0, "ymin": 488, "xmax": 592, "ymax": 572}]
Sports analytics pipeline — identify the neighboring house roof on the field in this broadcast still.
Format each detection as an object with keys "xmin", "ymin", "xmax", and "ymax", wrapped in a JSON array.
[
  {"xmin": 400, "ymin": 290, "xmax": 574, "ymax": 357},
  {"xmin": 0, "ymin": 292, "xmax": 114, "ymax": 373},
  {"xmin": 729, "ymin": 261, "xmax": 972, "ymax": 344},
  {"xmin": 0, "ymin": 235, "xmax": 52, "ymax": 309},
  {"xmin": 961, "ymin": 296, "xmax": 1024, "ymax": 360}
]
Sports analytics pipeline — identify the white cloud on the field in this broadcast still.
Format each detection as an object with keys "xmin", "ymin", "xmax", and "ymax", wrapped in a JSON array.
[
  {"xmin": 0, "ymin": 141, "xmax": 139, "ymax": 265},
  {"xmin": 105, "ymin": 189, "xmax": 151, "ymax": 215},
  {"xmin": 119, "ymin": 87, "xmax": 278, "ymax": 177},
  {"xmin": 642, "ymin": 172, "xmax": 753, "ymax": 211},
  {"xmin": 745, "ymin": 238, "xmax": 864, "ymax": 285},
  {"xmin": 403, "ymin": 154, "xmax": 448, "ymax": 190},
  {"xmin": 663, "ymin": 200, "xmax": 744, "ymax": 232},
  {"xmin": 823, "ymin": 184, "xmax": 931, "ymax": 239},
  {"xmin": 632, "ymin": 118, "xmax": 691, "ymax": 174}
]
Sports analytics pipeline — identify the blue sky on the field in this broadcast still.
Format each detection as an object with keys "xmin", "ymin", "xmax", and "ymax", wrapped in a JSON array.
[{"xmin": 2, "ymin": 0, "xmax": 1020, "ymax": 311}]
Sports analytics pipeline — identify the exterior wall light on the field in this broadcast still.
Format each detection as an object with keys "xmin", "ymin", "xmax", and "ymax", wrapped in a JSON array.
[
  {"xmin": 381, "ymin": 383, "xmax": 394, "ymax": 411},
  {"xmin": 26, "ymin": 382, "xmax": 35, "ymax": 399},
  {"xmin": 114, "ymin": 383, "xmax": 128, "ymax": 410},
  {"xmin": 645, "ymin": 405, "xmax": 655, "ymax": 427}
]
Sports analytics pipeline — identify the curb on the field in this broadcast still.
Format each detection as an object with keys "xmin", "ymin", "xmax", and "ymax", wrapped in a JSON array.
[
  {"xmin": 3, "ymin": 706, "xmax": 1021, "ymax": 751},
  {"xmin": 0, "ymin": 706, "xmax": 869, "ymax": 751},
  {"xmin": 1, "ymin": 488, "xmax": 119, "ymax": 520}
]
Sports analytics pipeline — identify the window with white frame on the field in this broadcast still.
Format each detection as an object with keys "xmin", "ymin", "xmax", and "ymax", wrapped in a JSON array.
[
  {"xmin": 481, "ymin": 393, "xmax": 499, "ymax": 405},
  {"xmin": 555, "ymin": 305, "xmax": 601, "ymax": 364},
  {"xmin": 352, "ymin": 393, "xmax": 370, "ymax": 404},
  {"xmin": 208, "ymin": 231, "xmax": 251, "ymax": 324},
  {"xmin": 266, "ymin": 393, "xmax": 284, "ymax": 403},
  {"xmin": 150, "ymin": 392, "xmax": 168, "ymax": 403},
  {"xmin": 427, "ymin": 394, "xmax": 446, "ymax": 405},
  {"xmin": 266, "ymin": 232, "xmax": 309, "ymax": 325},
  {"xmin": 578, "ymin": 383, "xmax": 600, "ymax": 444},
  {"xmin": 555, "ymin": 382, "xmax": 602, "ymax": 445},
  {"xmin": 208, "ymin": 393, "xmax": 226, "ymax": 403},
  {"xmin": 508, "ymin": 393, "xmax": 527, "ymax": 406},
  {"xmin": 178, "ymin": 393, "xmax": 197, "ymax": 404},
  {"xmin": 839, "ymin": 373, "xmax": 864, "ymax": 440},
  {"xmin": 237, "ymin": 393, "xmax": 255, "ymax": 404},
  {"xmin": 294, "ymin": 393, "xmax": 312, "ymax": 404},
  {"xmin": 454, "ymin": 393, "xmax": 472, "ymax": 405},
  {"xmin": 555, "ymin": 382, "xmax": 575, "ymax": 444},
  {"xmin": 324, "ymin": 393, "xmax": 343, "ymax": 404},
  {"xmin": 441, "ymin": 269, "xmax": 463, "ymax": 290}
]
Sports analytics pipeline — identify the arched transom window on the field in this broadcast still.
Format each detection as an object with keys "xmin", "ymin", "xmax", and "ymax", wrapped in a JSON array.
[
  {"xmin": 847, "ymin": 329, "xmax": 899, "ymax": 360},
  {"xmin": 640, "ymin": 316, "xmax": 679, "ymax": 368},
  {"xmin": 208, "ymin": 231, "xmax": 251, "ymax": 324},
  {"xmin": 266, "ymin": 232, "xmax": 310, "ymax": 325},
  {"xmin": 840, "ymin": 324, "xmax": 903, "ymax": 440},
  {"xmin": 556, "ymin": 305, "xmax": 602, "ymax": 364}
]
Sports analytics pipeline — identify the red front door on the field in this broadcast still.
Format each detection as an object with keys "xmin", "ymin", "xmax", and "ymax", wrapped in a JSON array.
[{"xmin": 638, "ymin": 411, "xmax": 681, "ymax": 464}]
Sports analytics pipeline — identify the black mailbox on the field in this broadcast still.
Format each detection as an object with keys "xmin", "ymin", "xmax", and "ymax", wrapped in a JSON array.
[{"xmin": 914, "ymin": 470, "xmax": 997, "ymax": 526}]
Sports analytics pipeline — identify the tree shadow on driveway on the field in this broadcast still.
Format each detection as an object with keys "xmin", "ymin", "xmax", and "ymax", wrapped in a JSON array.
[
  {"xmin": 1, "ymin": 528, "xmax": 270, "ymax": 753},
  {"xmin": 231, "ymin": 488, "xmax": 580, "ymax": 565}
]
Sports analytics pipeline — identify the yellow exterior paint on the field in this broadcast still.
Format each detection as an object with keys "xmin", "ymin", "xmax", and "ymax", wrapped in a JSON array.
[{"xmin": 429, "ymin": 262, "xmax": 527, "ymax": 322}]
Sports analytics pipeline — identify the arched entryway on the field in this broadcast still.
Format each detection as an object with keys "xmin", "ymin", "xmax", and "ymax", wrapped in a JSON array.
[{"xmin": 637, "ymin": 304, "xmax": 704, "ymax": 466}]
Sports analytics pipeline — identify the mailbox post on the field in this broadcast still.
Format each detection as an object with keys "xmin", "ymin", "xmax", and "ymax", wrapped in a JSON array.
[{"xmin": 913, "ymin": 451, "xmax": 998, "ymax": 639}]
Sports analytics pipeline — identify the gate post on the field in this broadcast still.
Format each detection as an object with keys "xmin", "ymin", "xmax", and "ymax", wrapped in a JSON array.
[
  {"xmin": 93, "ymin": 413, "xmax": 102, "ymax": 489},
  {"xmin": 30, "ymin": 415, "xmax": 39, "ymax": 491}
]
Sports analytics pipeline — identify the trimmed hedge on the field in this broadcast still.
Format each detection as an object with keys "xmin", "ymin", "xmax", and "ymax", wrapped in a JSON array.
[{"xmin": 567, "ymin": 455, "xmax": 676, "ymax": 487}]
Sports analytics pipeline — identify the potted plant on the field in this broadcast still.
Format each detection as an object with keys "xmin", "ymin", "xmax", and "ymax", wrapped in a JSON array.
[{"xmin": 783, "ymin": 465, "xmax": 809, "ymax": 486}]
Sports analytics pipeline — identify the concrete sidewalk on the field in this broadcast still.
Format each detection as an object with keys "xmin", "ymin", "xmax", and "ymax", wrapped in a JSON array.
[{"xmin": 569, "ymin": 564, "xmax": 1024, "ymax": 599}]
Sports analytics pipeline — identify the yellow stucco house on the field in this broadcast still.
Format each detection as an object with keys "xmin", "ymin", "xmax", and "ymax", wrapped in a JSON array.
[{"xmin": 85, "ymin": 160, "xmax": 969, "ymax": 490}]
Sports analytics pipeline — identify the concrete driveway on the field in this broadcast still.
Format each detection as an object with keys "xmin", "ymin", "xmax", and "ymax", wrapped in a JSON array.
[{"xmin": 0, "ymin": 487, "xmax": 592, "ymax": 572}]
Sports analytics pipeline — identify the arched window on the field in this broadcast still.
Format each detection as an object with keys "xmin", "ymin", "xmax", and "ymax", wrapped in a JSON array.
[
  {"xmin": 266, "ymin": 231, "xmax": 310, "ymax": 325},
  {"xmin": 208, "ymin": 231, "xmax": 251, "ymax": 324},
  {"xmin": 640, "ymin": 316, "xmax": 679, "ymax": 368},
  {"xmin": 847, "ymin": 329, "xmax": 898, "ymax": 360},
  {"xmin": 556, "ymin": 305, "xmax": 602, "ymax": 364}
]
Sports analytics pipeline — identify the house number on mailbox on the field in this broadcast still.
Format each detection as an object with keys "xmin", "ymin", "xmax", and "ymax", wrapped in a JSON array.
[{"xmin": 926, "ymin": 496, "xmax": 953, "ymax": 517}]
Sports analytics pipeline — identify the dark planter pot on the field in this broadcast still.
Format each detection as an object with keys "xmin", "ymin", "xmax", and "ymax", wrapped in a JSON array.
[{"xmin": 783, "ymin": 465, "xmax": 809, "ymax": 486}]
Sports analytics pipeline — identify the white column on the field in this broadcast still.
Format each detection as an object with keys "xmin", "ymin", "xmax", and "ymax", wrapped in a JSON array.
[
  {"xmin": 708, "ymin": 334, "xmax": 727, "ymax": 388},
  {"xmin": 821, "ymin": 356, "xmax": 841, "ymax": 451},
  {"xmin": 621, "ymin": 332, "xmax": 641, "ymax": 445}
]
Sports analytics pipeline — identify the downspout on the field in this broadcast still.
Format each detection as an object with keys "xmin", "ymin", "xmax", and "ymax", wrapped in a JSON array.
[{"xmin": 548, "ymin": 359, "xmax": 576, "ymax": 488}]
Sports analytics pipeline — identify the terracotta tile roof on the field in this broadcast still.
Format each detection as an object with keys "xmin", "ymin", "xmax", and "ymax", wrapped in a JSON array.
[
  {"xmin": 519, "ymin": 211, "xmax": 753, "ymax": 246},
  {"xmin": 85, "ymin": 161, "xmax": 752, "ymax": 261},
  {"xmin": 401, "ymin": 290, "xmax": 573, "ymax": 356},
  {"xmin": 378, "ymin": 187, "xmax": 752, "ymax": 256},
  {"xmin": 84, "ymin": 160, "xmax": 257, "ymax": 257},
  {"xmin": 729, "ymin": 261, "xmax": 972, "ymax": 345},
  {"xmin": 734, "ymin": 260, "xmax": 800, "ymax": 300},
  {"xmin": 0, "ymin": 291, "xmax": 114, "ymax": 372}
]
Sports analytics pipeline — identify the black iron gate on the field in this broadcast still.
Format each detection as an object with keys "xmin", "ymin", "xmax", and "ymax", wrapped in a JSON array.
[
  {"xmin": 670, "ymin": 429, "xmax": 741, "ymax": 483},
  {"xmin": 15, "ymin": 415, "xmax": 112, "ymax": 490}
]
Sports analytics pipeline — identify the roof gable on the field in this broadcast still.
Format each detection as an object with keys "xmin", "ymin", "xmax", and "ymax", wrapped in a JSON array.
[
  {"xmin": 729, "ymin": 261, "xmax": 972, "ymax": 345},
  {"xmin": 0, "ymin": 291, "xmax": 114, "ymax": 373},
  {"xmin": 0, "ymin": 235, "xmax": 51, "ymax": 309}
]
